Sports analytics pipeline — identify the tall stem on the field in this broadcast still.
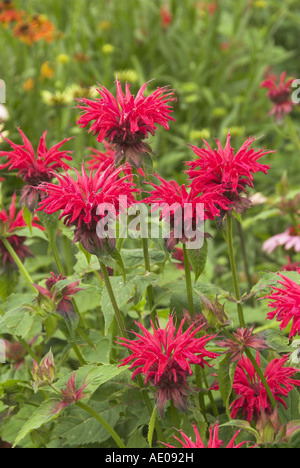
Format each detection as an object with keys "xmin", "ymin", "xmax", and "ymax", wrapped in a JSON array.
[
  {"xmin": 98, "ymin": 258, "xmax": 165, "ymax": 443},
  {"xmin": 2, "ymin": 237, "xmax": 37, "ymax": 293},
  {"xmin": 75, "ymin": 401, "xmax": 126, "ymax": 448},
  {"xmin": 226, "ymin": 216, "xmax": 246, "ymax": 328},
  {"xmin": 182, "ymin": 244, "xmax": 195, "ymax": 317}
]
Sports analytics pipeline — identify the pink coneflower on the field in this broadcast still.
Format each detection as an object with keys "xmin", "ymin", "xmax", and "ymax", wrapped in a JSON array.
[
  {"xmin": 264, "ymin": 269, "xmax": 300, "ymax": 339},
  {"xmin": 262, "ymin": 226, "xmax": 300, "ymax": 254},
  {"xmin": 38, "ymin": 164, "xmax": 139, "ymax": 256},
  {"xmin": 163, "ymin": 422, "xmax": 249, "ymax": 448},
  {"xmin": 186, "ymin": 133, "xmax": 273, "ymax": 215},
  {"xmin": 216, "ymin": 326, "xmax": 268, "ymax": 362},
  {"xmin": 260, "ymin": 71, "xmax": 295, "ymax": 121},
  {"xmin": 0, "ymin": 128, "xmax": 73, "ymax": 211},
  {"xmin": 76, "ymin": 78, "xmax": 176, "ymax": 169},
  {"xmin": 117, "ymin": 315, "xmax": 218, "ymax": 415},
  {"xmin": 34, "ymin": 272, "xmax": 82, "ymax": 317},
  {"xmin": 144, "ymin": 174, "xmax": 229, "ymax": 251},
  {"xmin": 230, "ymin": 352, "xmax": 300, "ymax": 422},
  {"xmin": 0, "ymin": 193, "xmax": 43, "ymax": 268}
]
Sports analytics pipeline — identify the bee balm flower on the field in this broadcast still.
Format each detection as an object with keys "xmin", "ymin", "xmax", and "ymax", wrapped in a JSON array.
[
  {"xmin": 76, "ymin": 79, "xmax": 176, "ymax": 169},
  {"xmin": 117, "ymin": 315, "xmax": 218, "ymax": 416}
]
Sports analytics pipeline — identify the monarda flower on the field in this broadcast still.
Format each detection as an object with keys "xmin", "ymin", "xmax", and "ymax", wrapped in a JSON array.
[
  {"xmin": 0, "ymin": 128, "xmax": 73, "ymax": 212},
  {"xmin": 144, "ymin": 174, "xmax": 229, "ymax": 251},
  {"xmin": 260, "ymin": 71, "xmax": 295, "ymax": 121},
  {"xmin": 186, "ymin": 133, "xmax": 273, "ymax": 216},
  {"xmin": 230, "ymin": 353, "xmax": 300, "ymax": 422},
  {"xmin": 163, "ymin": 422, "xmax": 249, "ymax": 448},
  {"xmin": 0, "ymin": 193, "xmax": 43, "ymax": 268},
  {"xmin": 53, "ymin": 372, "xmax": 88, "ymax": 414},
  {"xmin": 264, "ymin": 269, "xmax": 300, "ymax": 339},
  {"xmin": 216, "ymin": 326, "xmax": 268, "ymax": 362},
  {"xmin": 76, "ymin": 78, "xmax": 176, "ymax": 169},
  {"xmin": 38, "ymin": 164, "xmax": 139, "ymax": 256},
  {"xmin": 33, "ymin": 272, "xmax": 82, "ymax": 317},
  {"xmin": 117, "ymin": 315, "xmax": 218, "ymax": 416}
]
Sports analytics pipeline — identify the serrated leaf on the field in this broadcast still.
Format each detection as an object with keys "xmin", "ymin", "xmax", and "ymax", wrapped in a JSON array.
[
  {"xmin": 13, "ymin": 398, "xmax": 61, "ymax": 447},
  {"xmin": 186, "ymin": 238, "xmax": 208, "ymax": 282},
  {"xmin": 218, "ymin": 355, "xmax": 237, "ymax": 419}
]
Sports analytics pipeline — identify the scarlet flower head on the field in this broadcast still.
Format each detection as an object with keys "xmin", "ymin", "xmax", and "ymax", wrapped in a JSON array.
[
  {"xmin": 86, "ymin": 141, "xmax": 144, "ymax": 181},
  {"xmin": 0, "ymin": 193, "xmax": 43, "ymax": 268},
  {"xmin": 54, "ymin": 372, "xmax": 88, "ymax": 413},
  {"xmin": 186, "ymin": 133, "xmax": 273, "ymax": 215},
  {"xmin": 216, "ymin": 326, "xmax": 268, "ymax": 362},
  {"xmin": 264, "ymin": 269, "xmax": 300, "ymax": 339},
  {"xmin": 117, "ymin": 315, "xmax": 218, "ymax": 415},
  {"xmin": 38, "ymin": 164, "xmax": 139, "ymax": 256},
  {"xmin": 260, "ymin": 71, "xmax": 295, "ymax": 121},
  {"xmin": 76, "ymin": 78, "xmax": 176, "ymax": 169},
  {"xmin": 0, "ymin": 128, "xmax": 73, "ymax": 212},
  {"xmin": 163, "ymin": 422, "xmax": 249, "ymax": 448},
  {"xmin": 230, "ymin": 353, "xmax": 300, "ymax": 422},
  {"xmin": 144, "ymin": 174, "xmax": 229, "ymax": 250}
]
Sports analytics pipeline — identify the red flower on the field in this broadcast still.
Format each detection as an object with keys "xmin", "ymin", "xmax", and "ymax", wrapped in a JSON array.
[
  {"xmin": 216, "ymin": 326, "xmax": 268, "ymax": 362},
  {"xmin": 117, "ymin": 315, "xmax": 218, "ymax": 415},
  {"xmin": 54, "ymin": 372, "xmax": 88, "ymax": 413},
  {"xmin": 76, "ymin": 79, "xmax": 176, "ymax": 168},
  {"xmin": 144, "ymin": 174, "xmax": 229, "ymax": 250},
  {"xmin": 264, "ymin": 269, "xmax": 300, "ymax": 339},
  {"xmin": 0, "ymin": 193, "xmax": 43, "ymax": 267},
  {"xmin": 230, "ymin": 353, "xmax": 300, "ymax": 422},
  {"xmin": 163, "ymin": 422, "xmax": 249, "ymax": 448},
  {"xmin": 38, "ymin": 164, "xmax": 139, "ymax": 255},
  {"xmin": 34, "ymin": 272, "xmax": 82, "ymax": 316},
  {"xmin": 0, "ymin": 129, "xmax": 73, "ymax": 211},
  {"xmin": 260, "ymin": 71, "xmax": 295, "ymax": 121},
  {"xmin": 186, "ymin": 133, "xmax": 273, "ymax": 214},
  {"xmin": 160, "ymin": 5, "xmax": 172, "ymax": 29},
  {"xmin": 86, "ymin": 141, "xmax": 144, "ymax": 180}
]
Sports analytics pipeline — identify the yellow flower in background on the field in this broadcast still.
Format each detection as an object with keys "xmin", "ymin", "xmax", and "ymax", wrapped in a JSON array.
[
  {"xmin": 98, "ymin": 20, "xmax": 112, "ymax": 30},
  {"xmin": 23, "ymin": 77, "xmax": 35, "ymax": 91},
  {"xmin": 189, "ymin": 129, "xmax": 211, "ymax": 141},
  {"xmin": 40, "ymin": 61, "xmax": 54, "ymax": 79},
  {"xmin": 223, "ymin": 126, "xmax": 246, "ymax": 137},
  {"xmin": 102, "ymin": 43, "xmax": 114, "ymax": 55},
  {"xmin": 253, "ymin": 0, "xmax": 267, "ymax": 8},
  {"xmin": 114, "ymin": 69, "xmax": 138, "ymax": 83},
  {"xmin": 56, "ymin": 53, "xmax": 70, "ymax": 64},
  {"xmin": 0, "ymin": 123, "xmax": 9, "ymax": 143},
  {"xmin": 41, "ymin": 89, "xmax": 73, "ymax": 107}
]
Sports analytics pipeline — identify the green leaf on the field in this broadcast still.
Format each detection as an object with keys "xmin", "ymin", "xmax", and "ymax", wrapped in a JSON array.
[
  {"xmin": 101, "ymin": 277, "xmax": 135, "ymax": 333},
  {"xmin": 186, "ymin": 238, "xmax": 208, "ymax": 282},
  {"xmin": 218, "ymin": 355, "xmax": 237, "ymax": 419},
  {"xmin": 22, "ymin": 206, "xmax": 33, "ymax": 236},
  {"xmin": 220, "ymin": 419, "xmax": 259, "ymax": 441},
  {"xmin": 147, "ymin": 405, "xmax": 157, "ymax": 448},
  {"xmin": 100, "ymin": 247, "xmax": 127, "ymax": 282},
  {"xmin": 13, "ymin": 398, "xmax": 61, "ymax": 447}
]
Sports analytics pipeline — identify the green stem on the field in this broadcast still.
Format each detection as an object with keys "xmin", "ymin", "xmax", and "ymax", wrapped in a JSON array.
[
  {"xmin": 17, "ymin": 336, "xmax": 40, "ymax": 362},
  {"xmin": 98, "ymin": 259, "xmax": 127, "ymax": 339},
  {"xmin": 2, "ymin": 237, "xmax": 37, "ymax": 293},
  {"xmin": 226, "ymin": 216, "xmax": 246, "ymax": 328},
  {"xmin": 201, "ymin": 368, "xmax": 219, "ymax": 418},
  {"xmin": 98, "ymin": 258, "xmax": 165, "ymax": 443},
  {"xmin": 75, "ymin": 401, "xmax": 126, "ymax": 448},
  {"xmin": 182, "ymin": 244, "xmax": 195, "ymax": 317},
  {"xmin": 49, "ymin": 239, "xmax": 66, "ymax": 276},
  {"xmin": 142, "ymin": 237, "xmax": 156, "ymax": 321},
  {"xmin": 244, "ymin": 348, "xmax": 278, "ymax": 415},
  {"xmin": 286, "ymin": 116, "xmax": 300, "ymax": 152}
]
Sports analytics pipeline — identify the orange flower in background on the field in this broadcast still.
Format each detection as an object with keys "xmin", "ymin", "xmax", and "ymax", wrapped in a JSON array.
[
  {"xmin": 13, "ymin": 13, "xmax": 55, "ymax": 45},
  {"xmin": 0, "ymin": 5, "xmax": 24, "ymax": 26},
  {"xmin": 23, "ymin": 77, "xmax": 35, "ymax": 91},
  {"xmin": 40, "ymin": 61, "xmax": 54, "ymax": 80}
]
